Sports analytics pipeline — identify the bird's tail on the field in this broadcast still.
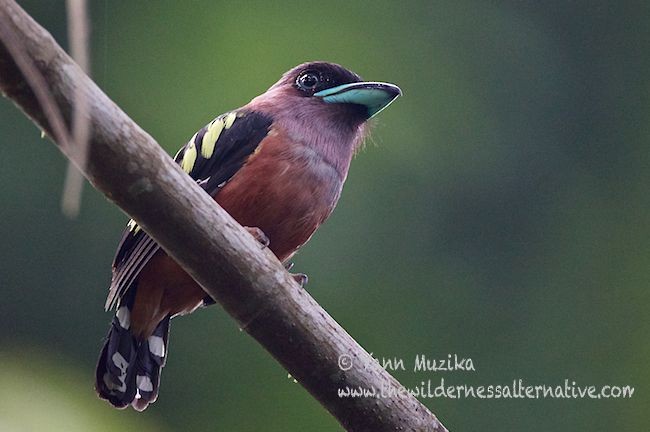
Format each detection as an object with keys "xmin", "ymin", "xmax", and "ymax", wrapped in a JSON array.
[
  {"xmin": 95, "ymin": 305, "xmax": 170, "ymax": 411},
  {"xmin": 131, "ymin": 317, "xmax": 170, "ymax": 411}
]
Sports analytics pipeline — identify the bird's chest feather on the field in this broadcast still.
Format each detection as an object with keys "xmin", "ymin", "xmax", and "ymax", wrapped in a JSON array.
[{"xmin": 215, "ymin": 130, "xmax": 346, "ymax": 261}]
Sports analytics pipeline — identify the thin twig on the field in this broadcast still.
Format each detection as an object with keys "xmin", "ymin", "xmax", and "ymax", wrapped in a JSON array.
[
  {"xmin": 0, "ymin": 7, "xmax": 71, "ymax": 150},
  {"xmin": 61, "ymin": 0, "xmax": 91, "ymax": 218}
]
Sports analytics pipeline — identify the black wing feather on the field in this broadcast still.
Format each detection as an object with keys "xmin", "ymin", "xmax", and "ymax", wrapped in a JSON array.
[{"xmin": 105, "ymin": 110, "xmax": 273, "ymax": 310}]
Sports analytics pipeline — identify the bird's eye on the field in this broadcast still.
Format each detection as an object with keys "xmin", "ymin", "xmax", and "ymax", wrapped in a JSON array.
[{"xmin": 296, "ymin": 71, "xmax": 320, "ymax": 92}]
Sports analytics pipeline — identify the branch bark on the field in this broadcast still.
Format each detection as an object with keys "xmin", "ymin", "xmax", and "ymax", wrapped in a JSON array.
[{"xmin": 0, "ymin": 1, "xmax": 447, "ymax": 431}]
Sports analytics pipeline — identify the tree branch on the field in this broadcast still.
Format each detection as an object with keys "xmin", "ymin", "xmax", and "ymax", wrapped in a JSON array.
[{"xmin": 0, "ymin": 1, "xmax": 447, "ymax": 430}]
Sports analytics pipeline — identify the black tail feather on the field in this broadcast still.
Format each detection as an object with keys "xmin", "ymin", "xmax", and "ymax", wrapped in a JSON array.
[
  {"xmin": 132, "ymin": 317, "xmax": 170, "ymax": 411},
  {"xmin": 95, "ymin": 305, "xmax": 171, "ymax": 411},
  {"xmin": 95, "ymin": 308, "xmax": 138, "ymax": 408}
]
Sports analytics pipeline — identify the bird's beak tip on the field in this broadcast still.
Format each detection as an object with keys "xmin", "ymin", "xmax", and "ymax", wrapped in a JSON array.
[{"xmin": 314, "ymin": 81, "xmax": 402, "ymax": 118}]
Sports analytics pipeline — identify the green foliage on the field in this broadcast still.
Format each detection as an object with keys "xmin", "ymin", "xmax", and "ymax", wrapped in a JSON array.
[{"xmin": 0, "ymin": 350, "xmax": 165, "ymax": 431}]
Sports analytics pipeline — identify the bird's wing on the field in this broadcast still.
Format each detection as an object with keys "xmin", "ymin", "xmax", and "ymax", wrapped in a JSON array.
[{"xmin": 105, "ymin": 110, "xmax": 273, "ymax": 310}]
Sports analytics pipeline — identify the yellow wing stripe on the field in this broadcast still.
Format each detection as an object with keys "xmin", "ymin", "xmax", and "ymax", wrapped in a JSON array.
[
  {"xmin": 179, "ymin": 111, "xmax": 241, "ymax": 173},
  {"xmin": 201, "ymin": 117, "xmax": 225, "ymax": 159},
  {"xmin": 181, "ymin": 140, "xmax": 198, "ymax": 173},
  {"xmin": 126, "ymin": 219, "xmax": 141, "ymax": 234},
  {"xmin": 224, "ymin": 112, "xmax": 237, "ymax": 129}
]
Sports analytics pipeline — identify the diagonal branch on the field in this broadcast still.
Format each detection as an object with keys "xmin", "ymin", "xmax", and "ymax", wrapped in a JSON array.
[{"xmin": 0, "ymin": 1, "xmax": 447, "ymax": 431}]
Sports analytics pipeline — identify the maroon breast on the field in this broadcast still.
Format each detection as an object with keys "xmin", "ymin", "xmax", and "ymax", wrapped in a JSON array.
[
  {"xmin": 216, "ymin": 127, "xmax": 344, "ymax": 262},
  {"xmin": 130, "ymin": 127, "xmax": 348, "ymax": 334}
]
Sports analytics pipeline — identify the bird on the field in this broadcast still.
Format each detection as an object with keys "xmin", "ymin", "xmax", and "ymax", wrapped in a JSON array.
[{"xmin": 95, "ymin": 61, "xmax": 401, "ymax": 411}]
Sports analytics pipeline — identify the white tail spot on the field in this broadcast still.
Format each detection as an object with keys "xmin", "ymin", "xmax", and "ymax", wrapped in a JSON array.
[
  {"xmin": 110, "ymin": 352, "xmax": 129, "ymax": 392},
  {"xmin": 103, "ymin": 373, "xmax": 119, "ymax": 391},
  {"xmin": 136, "ymin": 375, "xmax": 154, "ymax": 392},
  {"xmin": 148, "ymin": 335, "xmax": 165, "ymax": 358},
  {"xmin": 116, "ymin": 307, "xmax": 130, "ymax": 329}
]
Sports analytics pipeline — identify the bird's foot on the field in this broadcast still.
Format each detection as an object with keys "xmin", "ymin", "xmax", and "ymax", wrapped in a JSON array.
[
  {"xmin": 245, "ymin": 226, "xmax": 270, "ymax": 248},
  {"xmin": 283, "ymin": 262, "xmax": 307, "ymax": 287},
  {"xmin": 291, "ymin": 272, "xmax": 308, "ymax": 288}
]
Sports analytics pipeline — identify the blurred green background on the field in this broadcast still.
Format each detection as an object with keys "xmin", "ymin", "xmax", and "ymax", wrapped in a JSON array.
[{"xmin": 1, "ymin": 0, "xmax": 648, "ymax": 430}]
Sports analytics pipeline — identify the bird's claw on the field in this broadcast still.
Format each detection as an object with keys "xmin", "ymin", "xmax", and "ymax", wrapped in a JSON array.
[
  {"xmin": 291, "ymin": 272, "xmax": 308, "ymax": 288},
  {"xmin": 245, "ymin": 232, "xmax": 305, "ymax": 286},
  {"xmin": 245, "ymin": 226, "xmax": 270, "ymax": 248}
]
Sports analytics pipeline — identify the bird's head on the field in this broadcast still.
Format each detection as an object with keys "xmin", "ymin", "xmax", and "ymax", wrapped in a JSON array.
[
  {"xmin": 250, "ymin": 62, "xmax": 400, "ymax": 131},
  {"xmin": 262, "ymin": 61, "xmax": 401, "ymax": 122},
  {"xmin": 248, "ymin": 62, "xmax": 400, "ymax": 171}
]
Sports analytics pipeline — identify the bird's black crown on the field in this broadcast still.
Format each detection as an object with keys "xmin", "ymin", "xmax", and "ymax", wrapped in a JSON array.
[{"xmin": 293, "ymin": 62, "xmax": 362, "ymax": 96}]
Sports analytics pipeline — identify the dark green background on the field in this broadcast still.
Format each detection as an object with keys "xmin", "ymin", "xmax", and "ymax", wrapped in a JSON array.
[{"xmin": 1, "ymin": 1, "xmax": 647, "ymax": 430}]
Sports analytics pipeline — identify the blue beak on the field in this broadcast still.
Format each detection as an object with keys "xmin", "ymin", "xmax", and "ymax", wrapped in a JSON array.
[{"xmin": 314, "ymin": 81, "xmax": 402, "ymax": 118}]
